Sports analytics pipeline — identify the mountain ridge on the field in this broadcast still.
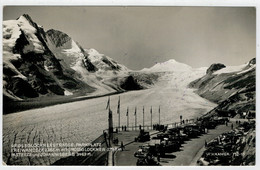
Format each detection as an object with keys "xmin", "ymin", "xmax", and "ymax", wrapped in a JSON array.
[{"xmin": 2, "ymin": 14, "xmax": 142, "ymax": 103}]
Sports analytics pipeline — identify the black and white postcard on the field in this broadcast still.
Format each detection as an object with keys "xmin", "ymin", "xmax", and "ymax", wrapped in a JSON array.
[{"xmin": 1, "ymin": 2, "xmax": 257, "ymax": 168}]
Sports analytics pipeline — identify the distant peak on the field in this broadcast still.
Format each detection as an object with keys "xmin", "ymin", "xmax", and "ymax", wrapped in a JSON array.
[
  {"xmin": 156, "ymin": 59, "xmax": 183, "ymax": 65},
  {"xmin": 206, "ymin": 63, "xmax": 226, "ymax": 74},
  {"xmin": 248, "ymin": 58, "xmax": 256, "ymax": 65},
  {"xmin": 142, "ymin": 58, "xmax": 192, "ymax": 72},
  {"xmin": 17, "ymin": 14, "xmax": 31, "ymax": 20},
  {"xmin": 167, "ymin": 59, "xmax": 177, "ymax": 62},
  {"xmin": 22, "ymin": 14, "xmax": 32, "ymax": 19}
]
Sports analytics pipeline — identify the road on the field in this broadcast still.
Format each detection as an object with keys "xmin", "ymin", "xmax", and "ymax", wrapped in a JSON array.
[{"xmin": 3, "ymin": 70, "xmax": 216, "ymax": 165}]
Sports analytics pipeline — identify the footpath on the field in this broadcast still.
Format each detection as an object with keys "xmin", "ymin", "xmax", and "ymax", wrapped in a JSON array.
[{"xmin": 107, "ymin": 130, "xmax": 158, "ymax": 166}]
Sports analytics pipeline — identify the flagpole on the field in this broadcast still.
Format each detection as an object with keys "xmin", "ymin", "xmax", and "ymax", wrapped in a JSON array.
[
  {"xmin": 159, "ymin": 106, "xmax": 160, "ymax": 126},
  {"xmin": 151, "ymin": 106, "xmax": 152, "ymax": 130},
  {"xmin": 106, "ymin": 96, "xmax": 113, "ymax": 147},
  {"xmin": 135, "ymin": 107, "xmax": 137, "ymax": 131},
  {"xmin": 143, "ymin": 106, "xmax": 145, "ymax": 130},
  {"xmin": 117, "ymin": 96, "xmax": 120, "ymax": 131},
  {"xmin": 126, "ymin": 107, "xmax": 129, "ymax": 130}
]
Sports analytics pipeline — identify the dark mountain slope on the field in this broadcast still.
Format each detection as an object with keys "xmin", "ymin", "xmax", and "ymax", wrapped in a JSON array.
[{"xmin": 189, "ymin": 58, "xmax": 256, "ymax": 118}]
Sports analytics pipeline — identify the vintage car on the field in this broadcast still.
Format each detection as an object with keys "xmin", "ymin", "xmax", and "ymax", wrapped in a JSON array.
[
  {"xmin": 183, "ymin": 124, "xmax": 201, "ymax": 138},
  {"xmin": 159, "ymin": 139, "xmax": 180, "ymax": 154},
  {"xmin": 136, "ymin": 156, "xmax": 160, "ymax": 166},
  {"xmin": 135, "ymin": 130, "xmax": 150, "ymax": 142}
]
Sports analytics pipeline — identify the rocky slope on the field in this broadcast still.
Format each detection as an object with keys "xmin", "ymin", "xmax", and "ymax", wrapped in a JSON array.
[
  {"xmin": 189, "ymin": 58, "xmax": 256, "ymax": 117},
  {"xmin": 46, "ymin": 28, "xmax": 132, "ymax": 95},
  {"xmin": 3, "ymin": 14, "xmax": 94, "ymax": 101},
  {"xmin": 2, "ymin": 14, "xmax": 140, "ymax": 104}
]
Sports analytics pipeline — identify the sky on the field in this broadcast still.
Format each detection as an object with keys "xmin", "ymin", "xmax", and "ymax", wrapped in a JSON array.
[{"xmin": 3, "ymin": 6, "xmax": 256, "ymax": 70}]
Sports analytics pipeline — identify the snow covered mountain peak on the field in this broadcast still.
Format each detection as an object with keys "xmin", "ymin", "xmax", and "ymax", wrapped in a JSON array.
[
  {"xmin": 84, "ymin": 48, "xmax": 128, "ymax": 72},
  {"xmin": 141, "ymin": 59, "xmax": 192, "ymax": 72},
  {"xmin": 16, "ymin": 14, "xmax": 36, "ymax": 26},
  {"xmin": 3, "ymin": 14, "xmax": 45, "ymax": 54},
  {"xmin": 166, "ymin": 59, "xmax": 177, "ymax": 63}
]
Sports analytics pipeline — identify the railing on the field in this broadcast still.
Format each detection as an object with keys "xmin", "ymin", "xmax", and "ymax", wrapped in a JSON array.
[{"xmin": 103, "ymin": 118, "xmax": 196, "ymax": 133}]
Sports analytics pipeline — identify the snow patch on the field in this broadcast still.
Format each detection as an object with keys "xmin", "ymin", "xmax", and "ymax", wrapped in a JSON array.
[
  {"xmin": 63, "ymin": 40, "xmax": 82, "ymax": 54},
  {"xmin": 64, "ymin": 90, "xmax": 73, "ymax": 96},
  {"xmin": 2, "ymin": 52, "xmax": 27, "ymax": 81},
  {"xmin": 44, "ymin": 65, "xmax": 50, "ymax": 71},
  {"xmin": 17, "ymin": 16, "xmax": 45, "ymax": 54},
  {"xmin": 237, "ymin": 65, "xmax": 256, "ymax": 75},
  {"xmin": 3, "ymin": 20, "xmax": 22, "ymax": 52},
  {"xmin": 213, "ymin": 64, "xmax": 247, "ymax": 75}
]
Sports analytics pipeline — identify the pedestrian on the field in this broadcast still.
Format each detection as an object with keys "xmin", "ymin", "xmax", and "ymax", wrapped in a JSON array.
[
  {"xmin": 157, "ymin": 153, "xmax": 160, "ymax": 162},
  {"xmin": 120, "ymin": 141, "xmax": 125, "ymax": 151},
  {"xmin": 103, "ymin": 131, "xmax": 107, "ymax": 140},
  {"xmin": 122, "ymin": 126, "xmax": 124, "ymax": 131}
]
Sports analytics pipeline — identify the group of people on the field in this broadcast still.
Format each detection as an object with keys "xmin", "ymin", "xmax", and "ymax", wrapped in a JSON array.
[
  {"xmin": 153, "ymin": 124, "xmax": 167, "ymax": 132},
  {"xmin": 115, "ymin": 126, "xmax": 127, "ymax": 132}
]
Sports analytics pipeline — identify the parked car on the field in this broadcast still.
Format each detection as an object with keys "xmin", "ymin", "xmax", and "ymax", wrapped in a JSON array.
[
  {"xmin": 183, "ymin": 124, "xmax": 200, "ymax": 138},
  {"xmin": 135, "ymin": 130, "xmax": 150, "ymax": 142}
]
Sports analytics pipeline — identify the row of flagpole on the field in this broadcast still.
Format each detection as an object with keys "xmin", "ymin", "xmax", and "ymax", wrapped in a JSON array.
[{"xmin": 106, "ymin": 96, "xmax": 161, "ymax": 131}]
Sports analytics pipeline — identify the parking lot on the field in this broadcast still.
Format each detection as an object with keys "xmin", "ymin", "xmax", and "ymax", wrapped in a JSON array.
[{"xmin": 114, "ymin": 122, "xmax": 237, "ymax": 166}]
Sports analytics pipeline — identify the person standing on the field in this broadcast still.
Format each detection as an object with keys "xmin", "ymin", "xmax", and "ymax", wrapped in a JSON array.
[
  {"xmin": 157, "ymin": 153, "xmax": 160, "ymax": 162},
  {"xmin": 121, "ymin": 141, "xmax": 125, "ymax": 151}
]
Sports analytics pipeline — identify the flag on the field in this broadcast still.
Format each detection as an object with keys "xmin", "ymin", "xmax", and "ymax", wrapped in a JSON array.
[
  {"xmin": 117, "ymin": 96, "xmax": 120, "ymax": 114},
  {"xmin": 106, "ymin": 97, "xmax": 110, "ymax": 110},
  {"xmin": 159, "ymin": 106, "xmax": 160, "ymax": 113},
  {"xmin": 134, "ymin": 107, "xmax": 137, "ymax": 115},
  {"xmin": 126, "ymin": 107, "xmax": 129, "ymax": 116},
  {"xmin": 143, "ymin": 106, "xmax": 144, "ymax": 114},
  {"xmin": 150, "ymin": 106, "xmax": 152, "ymax": 114}
]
